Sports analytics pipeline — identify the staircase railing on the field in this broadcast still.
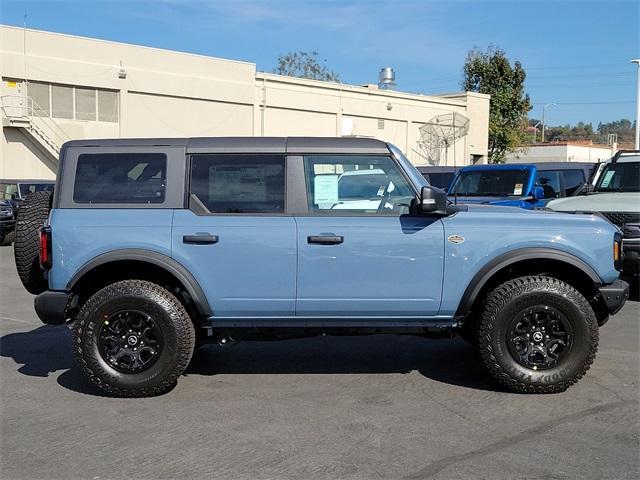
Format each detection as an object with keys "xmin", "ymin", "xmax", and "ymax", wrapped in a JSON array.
[{"xmin": 1, "ymin": 95, "xmax": 71, "ymax": 155}]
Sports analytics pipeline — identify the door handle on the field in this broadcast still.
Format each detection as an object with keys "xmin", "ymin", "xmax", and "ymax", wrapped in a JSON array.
[
  {"xmin": 307, "ymin": 235, "xmax": 344, "ymax": 245},
  {"xmin": 183, "ymin": 234, "xmax": 219, "ymax": 245}
]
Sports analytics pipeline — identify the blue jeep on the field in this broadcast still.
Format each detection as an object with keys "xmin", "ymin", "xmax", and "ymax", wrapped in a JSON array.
[
  {"xmin": 14, "ymin": 137, "xmax": 628, "ymax": 397},
  {"xmin": 447, "ymin": 163, "xmax": 593, "ymax": 209}
]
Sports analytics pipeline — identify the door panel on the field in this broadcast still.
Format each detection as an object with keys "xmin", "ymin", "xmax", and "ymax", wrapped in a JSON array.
[
  {"xmin": 296, "ymin": 216, "xmax": 444, "ymax": 316},
  {"xmin": 172, "ymin": 211, "xmax": 296, "ymax": 317}
]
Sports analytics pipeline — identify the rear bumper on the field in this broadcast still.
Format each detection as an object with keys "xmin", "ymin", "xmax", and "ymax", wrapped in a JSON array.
[
  {"xmin": 598, "ymin": 280, "xmax": 629, "ymax": 316},
  {"xmin": 34, "ymin": 290, "xmax": 74, "ymax": 325}
]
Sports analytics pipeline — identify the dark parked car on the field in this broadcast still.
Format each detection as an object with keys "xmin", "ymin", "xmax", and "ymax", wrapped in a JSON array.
[
  {"xmin": 0, "ymin": 179, "xmax": 55, "ymax": 245},
  {"xmin": 416, "ymin": 166, "xmax": 458, "ymax": 190}
]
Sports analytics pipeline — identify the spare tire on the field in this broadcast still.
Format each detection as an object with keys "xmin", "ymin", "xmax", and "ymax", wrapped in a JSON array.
[{"xmin": 14, "ymin": 191, "xmax": 52, "ymax": 294}]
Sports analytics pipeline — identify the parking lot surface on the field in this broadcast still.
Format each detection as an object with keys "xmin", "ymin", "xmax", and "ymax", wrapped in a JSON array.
[{"xmin": 1, "ymin": 246, "xmax": 638, "ymax": 480}]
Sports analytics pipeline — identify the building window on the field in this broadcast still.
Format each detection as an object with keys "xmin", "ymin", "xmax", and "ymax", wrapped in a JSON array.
[
  {"xmin": 25, "ymin": 81, "xmax": 118, "ymax": 123},
  {"xmin": 75, "ymin": 87, "xmax": 96, "ymax": 121},
  {"xmin": 27, "ymin": 81, "xmax": 50, "ymax": 117},
  {"xmin": 98, "ymin": 90, "xmax": 118, "ymax": 122},
  {"xmin": 51, "ymin": 84, "xmax": 74, "ymax": 119}
]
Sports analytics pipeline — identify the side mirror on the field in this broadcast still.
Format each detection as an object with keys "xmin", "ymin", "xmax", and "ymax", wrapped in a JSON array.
[
  {"xmin": 532, "ymin": 186, "xmax": 544, "ymax": 200},
  {"xmin": 420, "ymin": 186, "xmax": 447, "ymax": 214}
]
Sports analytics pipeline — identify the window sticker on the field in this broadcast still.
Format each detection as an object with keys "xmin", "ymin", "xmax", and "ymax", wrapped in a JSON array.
[
  {"xmin": 600, "ymin": 170, "xmax": 615, "ymax": 188},
  {"xmin": 513, "ymin": 183, "xmax": 523, "ymax": 195},
  {"xmin": 376, "ymin": 185, "xmax": 386, "ymax": 196},
  {"xmin": 314, "ymin": 175, "xmax": 339, "ymax": 204}
]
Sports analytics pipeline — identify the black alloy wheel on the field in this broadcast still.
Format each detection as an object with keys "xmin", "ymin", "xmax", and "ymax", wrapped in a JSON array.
[
  {"xmin": 507, "ymin": 305, "xmax": 573, "ymax": 370},
  {"xmin": 98, "ymin": 310, "xmax": 163, "ymax": 373}
]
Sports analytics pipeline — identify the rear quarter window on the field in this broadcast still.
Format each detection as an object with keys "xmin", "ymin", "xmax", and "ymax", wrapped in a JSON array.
[{"xmin": 73, "ymin": 153, "xmax": 167, "ymax": 204}]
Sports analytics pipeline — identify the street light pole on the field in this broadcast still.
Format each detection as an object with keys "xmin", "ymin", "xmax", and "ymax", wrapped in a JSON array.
[
  {"xmin": 632, "ymin": 59, "xmax": 640, "ymax": 150},
  {"xmin": 541, "ymin": 103, "xmax": 556, "ymax": 143}
]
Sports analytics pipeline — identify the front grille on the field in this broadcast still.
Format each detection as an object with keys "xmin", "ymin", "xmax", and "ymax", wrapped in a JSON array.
[{"xmin": 601, "ymin": 212, "xmax": 640, "ymax": 227}]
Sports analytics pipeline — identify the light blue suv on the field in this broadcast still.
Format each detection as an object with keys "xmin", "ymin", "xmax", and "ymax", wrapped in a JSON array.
[{"xmin": 14, "ymin": 137, "xmax": 628, "ymax": 397}]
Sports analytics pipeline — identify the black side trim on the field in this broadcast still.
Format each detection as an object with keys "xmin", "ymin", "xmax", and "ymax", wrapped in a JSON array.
[
  {"xmin": 66, "ymin": 249, "xmax": 212, "ymax": 316},
  {"xmin": 455, "ymin": 248, "xmax": 602, "ymax": 317}
]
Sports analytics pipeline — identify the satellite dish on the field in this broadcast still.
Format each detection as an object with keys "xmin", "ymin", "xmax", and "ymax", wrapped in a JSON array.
[{"xmin": 417, "ymin": 112, "xmax": 470, "ymax": 166}]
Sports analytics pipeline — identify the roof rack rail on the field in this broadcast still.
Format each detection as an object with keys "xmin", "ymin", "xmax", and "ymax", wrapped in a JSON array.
[{"xmin": 611, "ymin": 149, "xmax": 640, "ymax": 163}]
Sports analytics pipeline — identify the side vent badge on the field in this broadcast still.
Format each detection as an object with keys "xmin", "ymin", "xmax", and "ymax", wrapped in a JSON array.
[{"xmin": 447, "ymin": 234, "xmax": 465, "ymax": 244}]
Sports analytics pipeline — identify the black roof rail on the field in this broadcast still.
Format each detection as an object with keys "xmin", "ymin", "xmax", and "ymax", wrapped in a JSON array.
[{"xmin": 611, "ymin": 149, "xmax": 640, "ymax": 163}]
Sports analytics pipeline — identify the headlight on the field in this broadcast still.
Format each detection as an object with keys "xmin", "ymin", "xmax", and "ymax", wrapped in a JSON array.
[{"xmin": 613, "ymin": 232, "xmax": 623, "ymax": 271}]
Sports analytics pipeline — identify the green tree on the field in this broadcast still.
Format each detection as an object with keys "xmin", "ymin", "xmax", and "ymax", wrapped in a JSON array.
[
  {"xmin": 274, "ymin": 51, "xmax": 340, "ymax": 82},
  {"xmin": 463, "ymin": 46, "xmax": 532, "ymax": 163}
]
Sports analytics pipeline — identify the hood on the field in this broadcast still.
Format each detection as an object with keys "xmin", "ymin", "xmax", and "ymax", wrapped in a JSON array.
[{"xmin": 547, "ymin": 192, "xmax": 640, "ymax": 213}]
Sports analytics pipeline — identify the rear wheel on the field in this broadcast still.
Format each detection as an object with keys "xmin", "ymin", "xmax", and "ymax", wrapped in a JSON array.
[
  {"xmin": 73, "ymin": 280, "xmax": 196, "ymax": 397},
  {"xmin": 476, "ymin": 276, "xmax": 598, "ymax": 394},
  {"xmin": 14, "ymin": 191, "xmax": 52, "ymax": 294}
]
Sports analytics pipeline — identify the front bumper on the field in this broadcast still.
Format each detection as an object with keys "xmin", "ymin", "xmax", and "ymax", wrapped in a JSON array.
[
  {"xmin": 34, "ymin": 290, "xmax": 75, "ymax": 325},
  {"xmin": 598, "ymin": 279, "xmax": 629, "ymax": 316}
]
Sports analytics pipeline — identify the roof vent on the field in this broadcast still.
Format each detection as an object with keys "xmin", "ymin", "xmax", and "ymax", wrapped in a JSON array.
[{"xmin": 378, "ymin": 67, "xmax": 395, "ymax": 89}]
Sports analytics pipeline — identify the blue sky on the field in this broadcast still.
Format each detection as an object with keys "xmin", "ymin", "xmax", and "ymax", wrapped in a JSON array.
[{"xmin": 2, "ymin": 0, "xmax": 638, "ymax": 126}]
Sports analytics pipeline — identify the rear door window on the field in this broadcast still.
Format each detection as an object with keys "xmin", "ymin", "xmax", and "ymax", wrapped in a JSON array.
[
  {"xmin": 535, "ymin": 170, "xmax": 561, "ymax": 199},
  {"xmin": 0, "ymin": 183, "xmax": 18, "ymax": 200},
  {"xmin": 190, "ymin": 154, "xmax": 285, "ymax": 214},
  {"xmin": 73, "ymin": 153, "xmax": 167, "ymax": 204},
  {"xmin": 561, "ymin": 170, "xmax": 586, "ymax": 196}
]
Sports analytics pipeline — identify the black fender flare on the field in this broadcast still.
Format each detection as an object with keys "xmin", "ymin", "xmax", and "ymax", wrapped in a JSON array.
[
  {"xmin": 67, "ymin": 249, "xmax": 212, "ymax": 316},
  {"xmin": 455, "ymin": 247, "xmax": 602, "ymax": 317}
]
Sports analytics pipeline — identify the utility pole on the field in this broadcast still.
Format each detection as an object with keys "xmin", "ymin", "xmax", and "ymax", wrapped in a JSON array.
[
  {"xmin": 541, "ymin": 103, "xmax": 556, "ymax": 143},
  {"xmin": 632, "ymin": 59, "xmax": 640, "ymax": 150}
]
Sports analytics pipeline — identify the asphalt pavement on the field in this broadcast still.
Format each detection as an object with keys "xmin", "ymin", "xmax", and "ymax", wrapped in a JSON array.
[{"xmin": 1, "ymin": 246, "xmax": 638, "ymax": 480}]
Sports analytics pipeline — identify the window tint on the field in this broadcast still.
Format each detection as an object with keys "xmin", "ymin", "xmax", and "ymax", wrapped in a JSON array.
[
  {"xmin": 535, "ymin": 170, "xmax": 561, "ymax": 198},
  {"xmin": 18, "ymin": 183, "xmax": 54, "ymax": 197},
  {"xmin": 304, "ymin": 155, "xmax": 415, "ymax": 214},
  {"xmin": 426, "ymin": 172, "xmax": 455, "ymax": 190},
  {"xmin": 73, "ymin": 153, "xmax": 166, "ymax": 204},
  {"xmin": 561, "ymin": 170, "xmax": 585, "ymax": 196},
  {"xmin": 595, "ymin": 162, "xmax": 640, "ymax": 192},
  {"xmin": 190, "ymin": 155, "xmax": 285, "ymax": 214},
  {"xmin": 451, "ymin": 170, "xmax": 530, "ymax": 196},
  {"xmin": 0, "ymin": 183, "xmax": 18, "ymax": 200}
]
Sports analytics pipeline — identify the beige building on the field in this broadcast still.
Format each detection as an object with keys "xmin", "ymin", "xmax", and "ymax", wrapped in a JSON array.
[
  {"xmin": 1, "ymin": 25, "xmax": 490, "ymax": 179},
  {"xmin": 506, "ymin": 142, "xmax": 615, "ymax": 164}
]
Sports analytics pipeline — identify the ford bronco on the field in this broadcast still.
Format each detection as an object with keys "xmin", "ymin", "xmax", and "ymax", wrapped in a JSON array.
[
  {"xmin": 14, "ymin": 137, "xmax": 628, "ymax": 397},
  {"xmin": 447, "ymin": 163, "xmax": 593, "ymax": 209}
]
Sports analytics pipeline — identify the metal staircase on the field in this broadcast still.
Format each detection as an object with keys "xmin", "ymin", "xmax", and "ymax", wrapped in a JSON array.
[{"xmin": 1, "ymin": 95, "xmax": 70, "ymax": 165}]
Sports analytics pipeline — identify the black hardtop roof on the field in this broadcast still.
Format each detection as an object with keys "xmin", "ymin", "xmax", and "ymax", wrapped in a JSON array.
[{"xmin": 61, "ymin": 137, "xmax": 390, "ymax": 155}]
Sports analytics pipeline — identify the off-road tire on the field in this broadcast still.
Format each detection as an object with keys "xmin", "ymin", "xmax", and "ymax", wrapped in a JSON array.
[
  {"xmin": 14, "ymin": 191, "xmax": 52, "ymax": 294},
  {"xmin": 476, "ymin": 276, "xmax": 598, "ymax": 394},
  {"xmin": 73, "ymin": 280, "xmax": 196, "ymax": 397}
]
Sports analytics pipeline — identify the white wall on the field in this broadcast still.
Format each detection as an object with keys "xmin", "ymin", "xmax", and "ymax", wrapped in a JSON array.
[{"xmin": 1, "ymin": 24, "xmax": 490, "ymax": 179}]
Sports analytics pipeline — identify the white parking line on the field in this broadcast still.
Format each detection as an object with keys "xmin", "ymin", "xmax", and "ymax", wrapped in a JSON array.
[{"xmin": 0, "ymin": 315, "xmax": 34, "ymax": 325}]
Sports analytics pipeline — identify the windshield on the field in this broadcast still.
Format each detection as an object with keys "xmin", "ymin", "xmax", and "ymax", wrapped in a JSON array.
[
  {"xmin": 594, "ymin": 161, "xmax": 640, "ymax": 192},
  {"xmin": 449, "ymin": 169, "xmax": 530, "ymax": 196},
  {"xmin": 18, "ymin": 183, "xmax": 54, "ymax": 197}
]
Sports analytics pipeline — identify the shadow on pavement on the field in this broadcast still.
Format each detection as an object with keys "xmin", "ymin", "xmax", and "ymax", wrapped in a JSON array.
[{"xmin": 1, "ymin": 325, "xmax": 500, "ymax": 395}]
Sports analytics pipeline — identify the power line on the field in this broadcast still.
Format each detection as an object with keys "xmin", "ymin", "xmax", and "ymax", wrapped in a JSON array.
[{"xmin": 532, "ymin": 101, "xmax": 634, "ymax": 105}]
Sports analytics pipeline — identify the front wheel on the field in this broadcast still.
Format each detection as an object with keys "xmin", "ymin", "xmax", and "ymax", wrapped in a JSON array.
[
  {"xmin": 476, "ymin": 276, "xmax": 598, "ymax": 394},
  {"xmin": 72, "ymin": 280, "xmax": 196, "ymax": 397}
]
